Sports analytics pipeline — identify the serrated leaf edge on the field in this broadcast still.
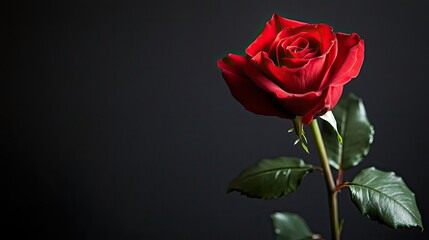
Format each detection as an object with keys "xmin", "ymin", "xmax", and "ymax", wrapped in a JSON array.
[{"xmin": 348, "ymin": 181, "xmax": 423, "ymax": 229}]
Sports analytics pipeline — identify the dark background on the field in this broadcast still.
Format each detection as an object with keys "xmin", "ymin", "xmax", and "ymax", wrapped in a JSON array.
[{"xmin": 4, "ymin": 0, "xmax": 429, "ymax": 239}]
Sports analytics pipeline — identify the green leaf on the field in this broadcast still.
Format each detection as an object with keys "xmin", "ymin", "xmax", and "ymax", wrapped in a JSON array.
[
  {"xmin": 227, "ymin": 157, "xmax": 313, "ymax": 199},
  {"xmin": 348, "ymin": 167, "xmax": 423, "ymax": 230},
  {"xmin": 322, "ymin": 93, "xmax": 374, "ymax": 170},
  {"xmin": 320, "ymin": 110, "xmax": 343, "ymax": 144},
  {"xmin": 271, "ymin": 212, "xmax": 314, "ymax": 240}
]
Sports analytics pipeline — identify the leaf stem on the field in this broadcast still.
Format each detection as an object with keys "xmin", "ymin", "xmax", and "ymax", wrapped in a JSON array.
[
  {"xmin": 335, "ymin": 182, "xmax": 350, "ymax": 193},
  {"xmin": 336, "ymin": 168, "xmax": 344, "ymax": 187},
  {"xmin": 310, "ymin": 120, "xmax": 340, "ymax": 240},
  {"xmin": 312, "ymin": 166, "xmax": 324, "ymax": 173}
]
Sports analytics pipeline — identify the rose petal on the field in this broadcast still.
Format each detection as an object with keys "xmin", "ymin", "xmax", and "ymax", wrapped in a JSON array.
[
  {"xmin": 280, "ymin": 57, "xmax": 309, "ymax": 68},
  {"xmin": 322, "ymin": 33, "xmax": 364, "ymax": 87},
  {"xmin": 286, "ymin": 24, "xmax": 336, "ymax": 54},
  {"xmin": 278, "ymin": 90, "xmax": 325, "ymax": 117},
  {"xmin": 301, "ymin": 85, "xmax": 343, "ymax": 124},
  {"xmin": 252, "ymin": 52, "xmax": 327, "ymax": 94},
  {"xmin": 220, "ymin": 53, "xmax": 289, "ymax": 99},
  {"xmin": 246, "ymin": 14, "xmax": 306, "ymax": 57},
  {"xmin": 217, "ymin": 55, "xmax": 292, "ymax": 118},
  {"xmin": 302, "ymin": 50, "xmax": 319, "ymax": 59},
  {"xmin": 287, "ymin": 37, "xmax": 310, "ymax": 58},
  {"xmin": 317, "ymin": 37, "xmax": 338, "ymax": 89},
  {"xmin": 218, "ymin": 53, "xmax": 329, "ymax": 119},
  {"xmin": 270, "ymin": 31, "xmax": 320, "ymax": 58},
  {"xmin": 220, "ymin": 71, "xmax": 292, "ymax": 118},
  {"xmin": 323, "ymin": 85, "xmax": 344, "ymax": 112},
  {"xmin": 217, "ymin": 53, "xmax": 248, "ymax": 75},
  {"xmin": 289, "ymin": 37, "xmax": 309, "ymax": 49}
]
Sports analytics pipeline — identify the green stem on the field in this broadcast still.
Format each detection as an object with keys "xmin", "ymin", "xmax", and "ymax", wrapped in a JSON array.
[{"xmin": 310, "ymin": 120, "xmax": 340, "ymax": 240}]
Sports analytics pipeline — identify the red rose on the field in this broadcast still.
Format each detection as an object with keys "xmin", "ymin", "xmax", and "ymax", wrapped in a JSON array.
[{"xmin": 218, "ymin": 14, "xmax": 364, "ymax": 124}]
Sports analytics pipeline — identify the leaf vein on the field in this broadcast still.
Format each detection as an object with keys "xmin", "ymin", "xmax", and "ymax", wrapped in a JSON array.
[
  {"xmin": 349, "ymin": 183, "xmax": 420, "ymax": 223},
  {"xmin": 239, "ymin": 167, "xmax": 312, "ymax": 180}
]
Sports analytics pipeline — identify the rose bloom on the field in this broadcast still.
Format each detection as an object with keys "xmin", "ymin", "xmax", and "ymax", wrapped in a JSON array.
[{"xmin": 218, "ymin": 14, "xmax": 364, "ymax": 124}]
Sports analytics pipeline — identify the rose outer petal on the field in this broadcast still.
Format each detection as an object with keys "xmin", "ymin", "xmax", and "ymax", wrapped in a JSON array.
[
  {"xmin": 301, "ymin": 85, "xmax": 343, "ymax": 124},
  {"xmin": 252, "ymin": 51, "xmax": 327, "ymax": 94},
  {"xmin": 322, "ymin": 33, "xmax": 364, "ymax": 88},
  {"xmin": 246, "ymin": 14, "xmax": 306, "ymax": 57},
  {"xmin": 217, "ymin": 55, "xmax": 292, "ymax": 118},
  {"xmin": 218, "ymin": 54, "xmax": 325, "ymax": 118},
  {"xmin": 277, "ymin": 90, "xmax": 326, "ymax": 117},
  {"xmin": 218, "ymin": 54, "xmax": 286, "ymax": 98},
  {"xmin": 242, "ymin": 54, "xmax": 326, "ymax": 116}
]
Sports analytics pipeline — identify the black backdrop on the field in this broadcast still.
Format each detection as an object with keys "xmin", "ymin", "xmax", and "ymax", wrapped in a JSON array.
[{"xmin": 4, "ymin": 0, "xmax": 429, "ymax": 239}]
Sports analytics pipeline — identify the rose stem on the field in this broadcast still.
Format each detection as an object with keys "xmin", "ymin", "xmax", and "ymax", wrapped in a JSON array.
[{"xmin": 310, "ymin": 120, "xmax": 340, "ymax": 240}]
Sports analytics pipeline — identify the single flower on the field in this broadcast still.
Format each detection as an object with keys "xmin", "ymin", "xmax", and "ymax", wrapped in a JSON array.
[{"xmin": 218, "ymin": 14, "xmax": 364, "ymax": 124}]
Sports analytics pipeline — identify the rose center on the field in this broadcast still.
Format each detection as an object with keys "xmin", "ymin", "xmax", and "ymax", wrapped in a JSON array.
[
  {"xmin": 287, "ymin": 46, "xmax": 304, "ymax": 53},
  {"xmin": 282, "ymin": 39, "xmax": 318, "ymax": 61},
  {"xmin": 271, "ymin": 33, "xmax": 322, "ymax": 68}
]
